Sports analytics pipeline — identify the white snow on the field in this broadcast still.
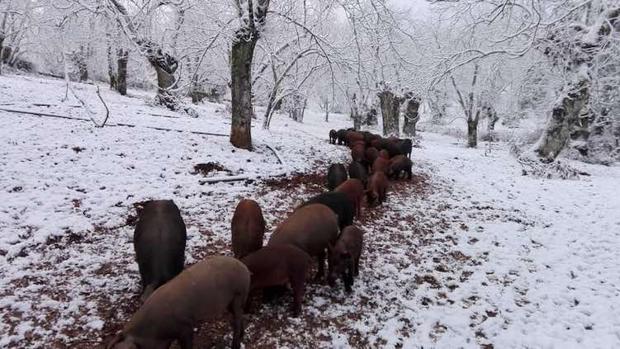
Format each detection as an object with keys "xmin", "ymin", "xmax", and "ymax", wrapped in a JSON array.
[{"xmin": 1, "ymin": 74, "xmax": 619, "ymax": 348}]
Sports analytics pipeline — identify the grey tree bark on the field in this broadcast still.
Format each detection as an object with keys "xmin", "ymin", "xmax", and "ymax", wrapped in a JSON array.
[
  {"xmin": 533, "ymin": 7, "xmax": 619, "ymax": 161},
  {"xmin": 378, "ymin": 89, "xmax": 402, "ymax": 137},
  {"xmin": 230, "ymin": 0, "xmax": 271, "ymax": 150},
  {"xmin": 536, "ymin": 79, "xmax": 589, "ymax": 162},
  {"xmin": 116, "ymin": 49, "xmax": 128, "ymax": 96},
  {"xmin": 403, "ymin": 94, "xmax": 420, "ymax": 137}
]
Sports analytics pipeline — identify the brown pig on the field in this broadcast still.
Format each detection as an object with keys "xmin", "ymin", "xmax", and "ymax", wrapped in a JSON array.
[
  {"xmin": 268, "ymin": 204, "xmax": 339, "ymax": 280},
  {"xmin": 107, "ymin": 256, "xmax": 250, "ymax": 349},
  {"xmin": 231, "ymin": 199, "xmax": 265, "ymax": 259},
  {"xmin": 378, "ymin": 149, "xmax": 390, "ymax": 159},
  {"xmin": 345, "ymin": 131, "xmax": 365, "ymax": 146},
  {"xmin": 241, "ymin": 245, "xmax": 311, "ymax": 316},
  {"xmin": 133, "ymin": 200, "xmax": 186, "ymax": 302},
  {"xmin": 334, "ymin": 178, "xmax": 365, "ymax": 218},
  {"xmin": 372, "ymin": 157, "xmax": 390, "ymax": 175},
  {"xmin": 350, "ymin": 143, "xmax": 366, "ymax": 163},
  {"xmin": 366, "ymin": 171, "xmax": 389, "ymax": 206},
  {"xmin": 328, "ymin": 226, "xmax": 364, "ymax": 293},
  {"xmin": 389, "ymin": 155, "xmax": 413, "ymax": 180},
  {"xmin": 365, "ymin": 147, "xmax": 379, "ymax": 166}
]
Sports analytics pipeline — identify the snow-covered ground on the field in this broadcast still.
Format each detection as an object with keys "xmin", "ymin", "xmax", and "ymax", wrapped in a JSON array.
[{"xmin": 1, "ymin": 74, "xmax": 619, "ymax": 348}]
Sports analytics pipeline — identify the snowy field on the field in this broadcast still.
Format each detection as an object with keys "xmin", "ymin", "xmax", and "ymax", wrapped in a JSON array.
[{"xmin": 1, "ymin": 74, "xmax": 620, "ymax": 349}]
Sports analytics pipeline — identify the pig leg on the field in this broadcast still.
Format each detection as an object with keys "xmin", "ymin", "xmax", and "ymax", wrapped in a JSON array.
[
  {"xmin": 178, "ymin": 328, "xmax": 194, "ymax": 349},
  {"xmin": 230, "ymin": 295, "xmax": 245, "ymax": 349},
  {"xmin": 315, "ymin": 251, "xmax": 326, "ymax": 281},
  {"xmin": 354, "ymin": 256, "xmax": 360, "ymax": 276},
  {"xmin": 290, "ymin": 265, "xmax": 306, "ymax": 316},
  {"xmin": 344, "ymin": 260, "xmax": 354, "ymax": 293}
]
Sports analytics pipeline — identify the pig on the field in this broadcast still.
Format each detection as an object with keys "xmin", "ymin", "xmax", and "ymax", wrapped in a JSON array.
[
  {"xmin": 372, "ymin": 157, "xmax": 390, "ymax": 175},
  {"xmin": 370, "ymin": 138, "xmax": 382, "ymax": 149},
  {"xmin": 399, "ymin": 139, "xmax": 413, "ymax": 158},
  {"xmin": 334, "ymin": 179, "xmax": 365, "ymax": 218},
  {"xmin": 107, "ymin": 256, "xmax": 250, "ymax": 349},
  {"xmin": 241, "ymin": 245, "xmax": 311, "ymax": 316},
  {"xmin": 365, "ymin": 147, "xmax": 379, "ymax": 167},
  {"xmin": 378, "ymin": 149, "xmax": 390, "ymax": 160},
  {"xmin": 133, "ymin": 200, "xmax": 187, "ymax": 302},
  {"xmin": 366, "ymin": 171, "xmax": 389, "ymax": 206},
  {"xmin": 389, "ymin": 155, "xmax": 413, "ymax": 180},
  {"xmin": 268, "ymin": 204, "xmax": 339, "ymax": 280},
  {"xmin": 231, "ymin": 199, "xmax": 265, "ymax": 259},
  {"xmin": 301, "ymin": 192, "xmax": 354, "ymax": 230},
  {"xmin": 350, "ymin": 143, "xmax": 366, "ymax": 163},
  {"xmin": 381, "ymin": 139, "xmax": 402, "ymax": 157},
  {"xmin": 336, "ymin": 129, "xmax": 348, "ymax": 145},
  {"xmin": 349, "ymin": 140, "xmax": 366, "ymax": 149},
  {"xmin": 348, "ymin": 161, "xmax": 368, "ymax": 188},
  {"xmin": 345, "ymin": 131, "xmax": 364, "ymax": 146},
  {"xmin": 328, "ymin": 226, "xmax": 364, "ymax": 293},
  {"xmin": 329, "ymin": 129, "xmax": 337, "ymax": 144},
  {"xmin": 327, "ymin": 163, "xmax": 348, "ymax": 191}
]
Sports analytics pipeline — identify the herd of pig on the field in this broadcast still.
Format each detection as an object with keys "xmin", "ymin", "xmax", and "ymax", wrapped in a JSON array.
[{"xmin": 106, "ymin": 129, "xmax": 414, "ymax": 349}]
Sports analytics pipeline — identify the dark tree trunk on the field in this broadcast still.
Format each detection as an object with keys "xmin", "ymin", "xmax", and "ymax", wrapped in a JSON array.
[
  {"xmin": 116, "ymin": 49, "xmax": 128, "ymax": 96},
  {"xmin": 403, "ymin": 96, "xmax": 420, "ymax": 137},
  {"xmin": 365, "ymin": 108, "xmax": 377, "ymax": 126},
  {"xmin": 76, "ymin": 46, "xmax": 88, "ymax": 82},
  {"xmin": 230, "ymin": 38, "xmax": 257, "ymax": 150},
  {"xmin": 378, "ymin": 90, "xmax": 401, "ymax": 137},
  {"xmin": 487, "ymin": 106, "xmax": 499, "ymax": 131},
  {"xmin": 107, "ymin": 45, "xmax": 117, "ymax": 89},
  {"xmin": 467, "ymin": 115, "xmax": 479, "ymax": 148},
  {"xmin": 0, "ymin": 35, "xmax": 4, "ymax": 75},
  {"xmin": 230, "ymin": 0, "xmax": 271, "ymax": 149},
  {"xmin": 536, "ymin": 78, "xmax": 589, "ymax": 161}
]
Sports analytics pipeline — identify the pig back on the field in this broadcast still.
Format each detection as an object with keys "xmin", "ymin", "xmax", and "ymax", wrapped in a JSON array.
[
  {"xmin": 231, "ymin": 199, "xmax": 265, "ymax": 258},
  {"xmin": 268, "ymin": 204, "xmax": 338, "ymax": 256},
  {"xmin": 134, "ymin": 200, "xmax": 187, "ymax": 283},
  {"xmin": 125, "ymin": 256, "xmax": 250, "ymax": 337}
]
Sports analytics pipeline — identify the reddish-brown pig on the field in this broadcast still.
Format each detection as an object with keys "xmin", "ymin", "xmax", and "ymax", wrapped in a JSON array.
[
  {"xmin": 365, "ymin": 147, "xmax": 379, "ymax": 166},
  {"xmin": 378, "ymin": 149, "xmax": 390, "ymax": 159},
  {"xmin": 107, "ymin": 256, "xmax": 250, "ymax": 349},
  {"xmin": 242, "ymin": 245, "xmax": 311, "ymax": 316},
  {"xmin": 268, "ymin": 204, "xmax": 339, "ymax": 280},
  {"xmin": 328, "ymin": 226, "xmax": 364, "ymax": 293},
  {"xmin": 350, "ymin": 143, "xmax": 366, "ymax": 163},
  {"xmin": 231, "ymin": 199, "xmax": 265, "ymax": 259},
  {"xmin": 366, "ymin": 171, "xmax": 389, "ymax": 206},
  {"xmin": 372, "ymin": 157, "xmax": 390, "ymax": 174},
  {"xmin": 345, "ymin": 131, "xmax": 364, "ymax": 146},
  {"xmin": 389, "ymin": 155, "xmax": 413, "ymax": 180},
  {"xmin": 334, "ymin": 178, "xmax": 365, "ymax": 217}
]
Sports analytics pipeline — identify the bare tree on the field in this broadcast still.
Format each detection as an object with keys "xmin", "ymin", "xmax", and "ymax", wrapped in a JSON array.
[{"xmin": 230, "ymin": 0, "xmax": 271, "ymax": 150}]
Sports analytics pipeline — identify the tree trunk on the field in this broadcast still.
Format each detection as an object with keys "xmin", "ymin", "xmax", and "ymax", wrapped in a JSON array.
[
  {"xmin": 230, "ymin": 38, "xmax": 257, "ymax": 150},
  {"xmin": 140, "ymin": 40, "xmax": 179, "ymax": 110},
  {"xmin": 403, "ymin": 97, "xmax": 420, "ymax": 137},
  {"xmin": 116, "ymin": 49, "xmax": 128, "ymax": 96},
  {"xmin": 107, "ymin": 45, "xmax": 117, "ymax": 89},
  {"xmin": 467, "ymin": 115, "xmax": 479, "ymax": 148},
  {"xmin": 378, "ymin": 90, "xmax": 401, "ymax": 137},
  {"xmin": 0, "ymin": 35, "xmax": 4, "ymax": 75},
  {"xmin": 76, "ymin": 46, "xmax": 88, "ymax": 82},
  {"xmin": 365, "ymin": 108, "xmax": 377, "ymax": 126},
  {"xmin": 535, "ymin": 78, "xmax": 589, "ymax": 162}
]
